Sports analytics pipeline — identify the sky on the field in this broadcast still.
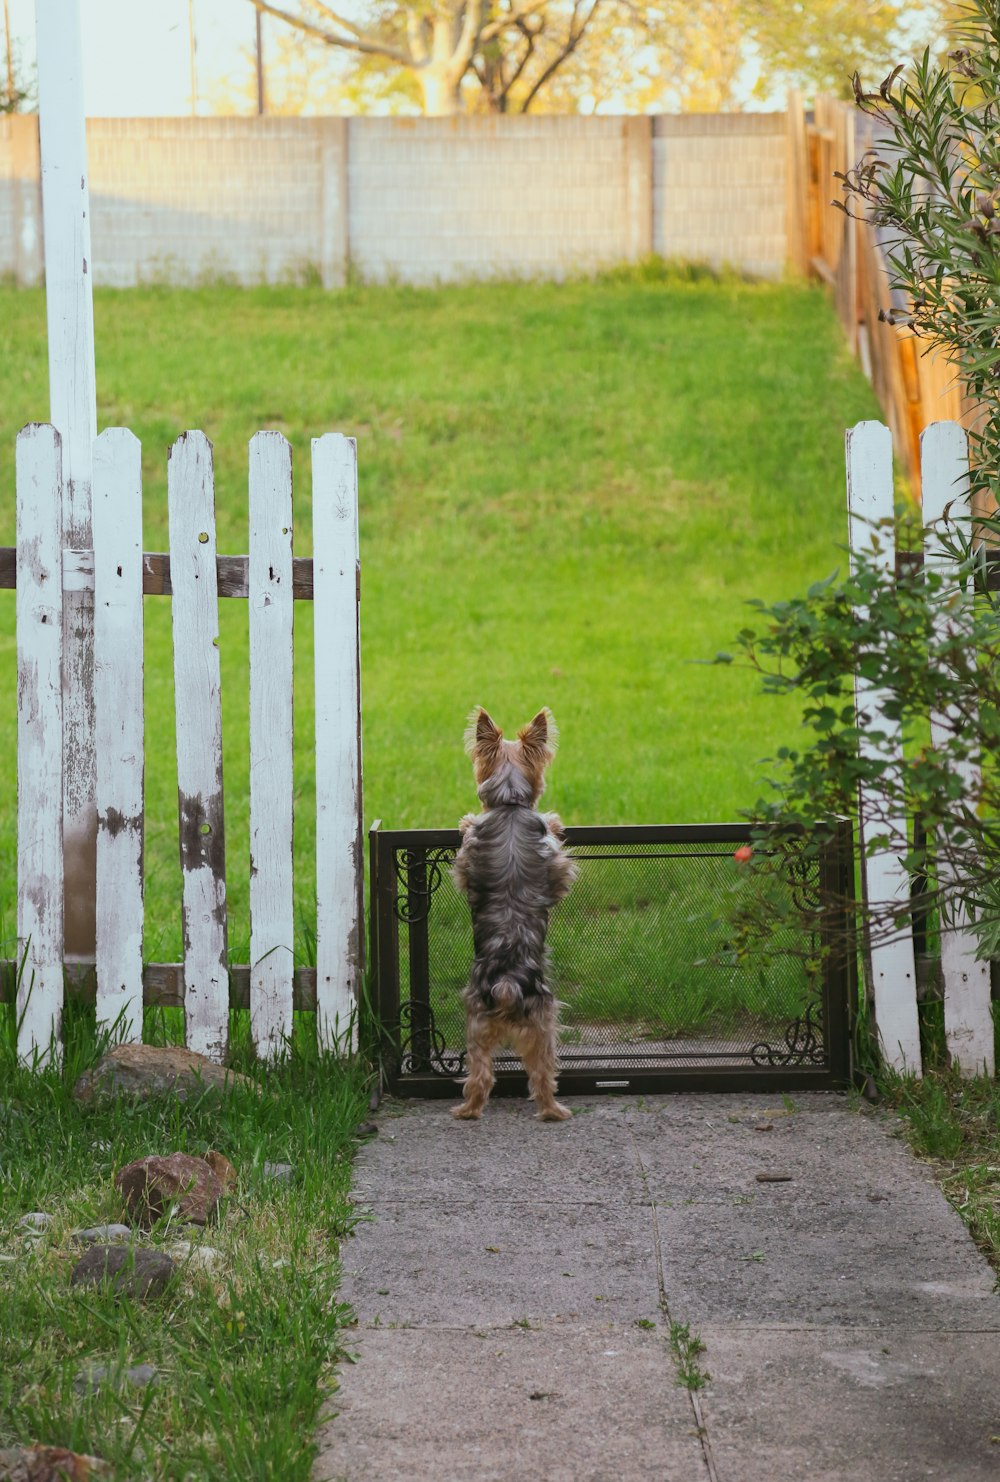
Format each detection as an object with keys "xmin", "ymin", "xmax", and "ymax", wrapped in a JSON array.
[
  {"xmin": 6, "ymin": 0, "xmax": 775, "ymax": 117},
  {"xmin": 6, "ymin": 0, "xmax": 269, "ymax": 116}
]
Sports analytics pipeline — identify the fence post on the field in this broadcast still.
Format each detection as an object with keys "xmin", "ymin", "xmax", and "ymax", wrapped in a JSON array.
[
  {"xmin": 35, "ymin": 0, "xmax": 98, "ymax": 966},
  {"xmin": 16, "ymin": 424, "xmax": 65, "ymax": 1065},
  {"xmin": 846, "ymin": 420, "xmax": 922, "ymax": 1074},
  {"xmin": 312, "ymin": 434, "xmax": 363, "ymax": 1052},
  {"xmin": 784, "ymin": 90, "xmax": 809, "ymax": 276},
  {"xmin": 921, "ymin": 421, "xmax": 995, "ymax": 1075},
  {"xmin": 92, "ymin": 428, "xmax": 145, "ymax": 1043}
]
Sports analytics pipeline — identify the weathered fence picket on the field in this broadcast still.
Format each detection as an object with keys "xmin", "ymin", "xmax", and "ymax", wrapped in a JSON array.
[
  {"xmin": 248, "ymin": 431, "xmax": 295, "ymax": 1060},
  {"xmin": 921, "ymin": 422, "xmax": 995, "ymax": 1076},
  {"xmin": 846, "ymin": 419, "xmax": 922, "ymax": 1075},
  {"xmin": 93, "ymin": 428, "xmax": 145, "ymax": 1041},
  {"xmin": 312, "ymin": 434, "xmax": 363, "ymax": 1050},
  {"xmin": 16, "ymin": 424, "xmax": 65, "ymax": 1065},
  {"xmin": 168, "ymin": 431, "xmax": 230, "ymax": 1063}
]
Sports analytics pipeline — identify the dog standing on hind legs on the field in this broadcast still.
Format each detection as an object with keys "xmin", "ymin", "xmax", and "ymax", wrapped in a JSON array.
[{"xmin": 451, "ymin": 706, "xmax": 577, "ymax": 1122}]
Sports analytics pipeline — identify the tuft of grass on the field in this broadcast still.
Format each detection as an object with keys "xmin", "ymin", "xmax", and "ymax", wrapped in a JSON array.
[
  {"xmin": 0, "ymin": 1000, "xmax": 371, "ymax": 1479},
  {"xmin": 879, "ymin": 1070, "xmax": 1000, "ymax": 1277},
  {"xmin": 0, "ymin": 275, "xmax": 882, "ymax": 964},
  {"xmin": 667, "ymin": 1320, "xmax": 710, "ymax": 1390}
]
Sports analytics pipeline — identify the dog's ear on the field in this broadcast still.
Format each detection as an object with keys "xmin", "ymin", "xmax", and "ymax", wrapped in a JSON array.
[
  {"xmin": 465, "ymin": 706, "xmax": 503, "ymax": 759},
  {"xmin": 518, "ymin": 708, "xmax": 558, "ymax": 765}
]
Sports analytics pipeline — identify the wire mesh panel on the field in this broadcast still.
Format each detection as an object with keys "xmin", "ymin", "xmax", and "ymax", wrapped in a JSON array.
[{"xmin": 370, "ymin": 823, "xmax": 854, "ymax": 1096}]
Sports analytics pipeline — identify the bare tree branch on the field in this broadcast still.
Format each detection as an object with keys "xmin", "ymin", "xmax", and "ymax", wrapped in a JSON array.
[
  {"xmin": 479, "ymin": 0, "xmax": 550, "ymax": 44},
  {"xmin": 519, "ymin": 0, "xmax": 602, "ymax": 111},
  {"xmin": 245, "ymin": 0, "xmax": 413, "ymax": 65}
]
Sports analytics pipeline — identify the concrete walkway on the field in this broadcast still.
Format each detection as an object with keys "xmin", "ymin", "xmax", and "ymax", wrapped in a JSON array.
[{"xmin": 314, "ymin": 1093, "xmax": 1000, "ymax": 1482}]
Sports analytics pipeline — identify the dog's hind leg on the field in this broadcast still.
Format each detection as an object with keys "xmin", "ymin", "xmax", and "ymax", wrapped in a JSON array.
[
  {"xmin": 516, "ymin": 1007, "xmax": 571, "ymax": 1122},
  {"xmin": 452, "ymin": 1009, "xmax": 498, "ymax": 1120}
]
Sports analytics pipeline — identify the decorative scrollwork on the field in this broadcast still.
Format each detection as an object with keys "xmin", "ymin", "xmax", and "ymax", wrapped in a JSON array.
[
  {"xmin": 398, "ymin": 999, "xmax": 466, "ymax": 1078},
  {"xmin": 393, "ymin": 847, "xmax": 456, "ymax": 924},
  {"xmin": 750, "ymin": 1001, "xmax": 824, "ymax": 1067},
  {"xmin": 786, "ymin": 849, "xmax": 821, "ymax": 916}
]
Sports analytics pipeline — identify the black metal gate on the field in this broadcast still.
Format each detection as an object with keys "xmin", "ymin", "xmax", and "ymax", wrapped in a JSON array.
[{"xmin": 368, "ymin": 822, "xmax": 855, "ymax": 1097}]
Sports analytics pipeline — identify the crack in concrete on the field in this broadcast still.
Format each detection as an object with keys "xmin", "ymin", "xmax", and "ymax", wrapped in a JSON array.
[{"xmin": 626, "ymin": 1108, "xmax": 720, "ymax": 1482}]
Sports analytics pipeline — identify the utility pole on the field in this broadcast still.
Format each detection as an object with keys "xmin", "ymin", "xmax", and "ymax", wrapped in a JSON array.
[
  {"xmin": 255, "ymin": 7, "xmax": 266, "ymax": 114},
  {"xmin": 3, "ymin": 0, "xmax": 15, "ymax": 105},
  {"xmin": 188, "ymin": 0, "xmax": 198, "ymax": 116}
]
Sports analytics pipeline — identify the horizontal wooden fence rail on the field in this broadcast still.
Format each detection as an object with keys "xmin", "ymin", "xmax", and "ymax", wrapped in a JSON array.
[
  {"xmin": 0, "ymin": 960, "xmax": 322, "ymax": 1012},
  {"xmin": 0, "ymin": 547, "xmax": 324, "ymax": 600},
  {"xmin": 9, "ymin": 424, "xmax": 363, "ymax": 1069}
]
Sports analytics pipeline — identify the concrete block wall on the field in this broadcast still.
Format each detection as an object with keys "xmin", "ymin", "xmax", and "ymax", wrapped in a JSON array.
[
  {"xmin": 654, "ymin": 113, "xmax": 787, "ymax": 278},
  {"xmin": 348, "ymin": 115, "xmax": 650, "ymax": 283},
  {"xmin": 0, "ymin": 112, "xmax": 787, "ymax": 288},
  {"xmin": 85, "ymin": 117, "xmax": 347, "ymax": 288}
]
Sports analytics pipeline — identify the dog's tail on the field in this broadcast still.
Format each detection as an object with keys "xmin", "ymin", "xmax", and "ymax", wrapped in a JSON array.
[{"xmin": 489, "ymin": 976, "xmax": 523, "ymax": 1010}]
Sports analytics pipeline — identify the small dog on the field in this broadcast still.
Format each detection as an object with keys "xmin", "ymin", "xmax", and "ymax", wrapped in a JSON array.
[{"xmin": 451, "ymin": 706, "xmax": 577, "ymax": 1121}]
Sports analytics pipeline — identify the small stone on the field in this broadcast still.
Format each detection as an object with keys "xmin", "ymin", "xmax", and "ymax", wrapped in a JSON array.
[
  {"xmin": 203, "ymin": 1150, "xmax": 237, "ymax": 1191},
  {"xmin": 16, "ymin": 1213, "xmax": 52, "ymax": 1231},
  {"xmin": 168, "ymin": 1241, "xmax": 223, "ymax": 1273},
  {"xmin": 73, "ymin": 1363, "xmax": 111, "ymax": 1395},
  {"xmin": 70, "ymin": 1244, "xmax": 175, "ymax": 1300},
  {"xmin": 115, "ymin": 1153, "xmax": 223, "ymax": 1228},
  {"xmin": 72, "ymin": 1044, "xmax": 259, "ymax": 1106},
  {"xmin": 71, "ymin": 1224, "xmax": 134, "ymax": 1247},
  {"xmin": 262, "ymin": 1161, "xmax": 294, "ymax": 1184},
  {"xmin": 0, "ymin": 1444, "xmax": 109, "ymax": 1479},
  {"xmin": 74, "ymin": 1362, "xmax": 160, "ymax": 1396},
  {"xmin": 126, "ymin": 1362, "xmax": 159, "ymax": 1388}
]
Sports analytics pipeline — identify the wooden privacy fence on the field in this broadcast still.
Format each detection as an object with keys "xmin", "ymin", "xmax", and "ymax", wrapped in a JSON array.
[
  {"xmin": 787, "ymin": 94, "xmax": 971, "ymax": 499},
  {"xmin": 847, "ymin": 418, "xmax": 995, "ymax": 1079},
  {"xmin": 8, "ymin": 423, "xmax": 362, "ymax": 1066}
]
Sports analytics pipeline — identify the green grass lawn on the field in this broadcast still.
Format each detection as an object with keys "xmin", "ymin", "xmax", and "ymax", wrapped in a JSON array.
[
  {"xmin": 0, "ymin": 267, "xmax": 881, "ymax": 967},
  {"xmin": 0, "ymin": 1012, "xmax": 371, "ymax": 1479}
]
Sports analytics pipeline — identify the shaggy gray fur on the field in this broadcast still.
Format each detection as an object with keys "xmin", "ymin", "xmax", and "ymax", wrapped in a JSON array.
[{"xmin": 452, "ymin": 761, "xmax": 575, "ymax": 1014}]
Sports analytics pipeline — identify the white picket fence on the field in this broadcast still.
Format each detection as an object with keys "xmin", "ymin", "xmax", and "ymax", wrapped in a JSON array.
[
  {"xmin": 14, "ymin": 422, "xmax": 362, "ymax": 1066},
  {"xmin": 847, "ymin": 419, "xmax": 995, "ymax": 1079}
]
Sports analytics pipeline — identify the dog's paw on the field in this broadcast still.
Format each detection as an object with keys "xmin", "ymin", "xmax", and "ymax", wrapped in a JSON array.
[
  {"xmin": 451, "ymin": 1103, "xmax": 482, "ymax": 1120},
  {"xmin": 538, "ymin": 1102, "xmax": 572, "ymax": 1122}
]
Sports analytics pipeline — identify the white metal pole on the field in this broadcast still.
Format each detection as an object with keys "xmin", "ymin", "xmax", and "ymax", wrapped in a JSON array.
[{"xmin": 35, "ymin": 0, "xmax": 98, "ymax": 962}]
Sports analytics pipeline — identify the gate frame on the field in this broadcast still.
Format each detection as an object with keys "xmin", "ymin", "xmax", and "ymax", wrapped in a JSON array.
[{"xmin": 368, "ymin": 820, "xmax": 856, "ymax": 1099}]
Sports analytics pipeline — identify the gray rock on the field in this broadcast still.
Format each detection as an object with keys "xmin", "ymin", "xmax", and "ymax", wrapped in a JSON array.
[
  {"xmin": 70, "ymin": 1244, "xmax": 175, "ymax": 1300},
  {"xmin": 71, "ymin": 1224, "xmax": 134, "ymax": 1247},
  {"xmin": 16, "ymin": 1213, "xmax": 52, "ymax": 1231},
  {"xmin": 73, "ymin": 1361, "xmax": 160, "ymax": 1396},
  {"xmin": 262, "ymin": 1161, "xmax": 294, "ymax": 1183},
  {"xmin": 126, "ymin": 1362, "xmax": 160, "ymax": 1388},
  {"xmin": 72, "ymin": 1044, "xmax": 258, "ymax": 1105}
]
